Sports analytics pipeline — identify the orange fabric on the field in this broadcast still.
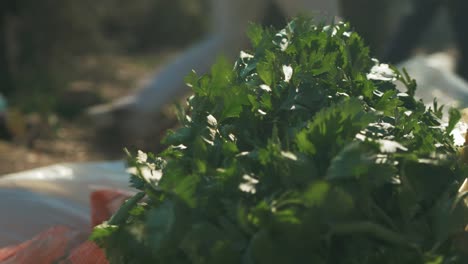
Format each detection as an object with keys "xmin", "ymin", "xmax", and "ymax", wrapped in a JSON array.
[
  {"xmin": 0, "ymin": 189, "xmax": 129, "ymax": 264},
  {"xmin": 0, "ymin": 239, "xmax": 30, "ymax": 261},
  {"xmin": 91, "ymin": 190, "xmax": 130, "ymax": 227},
  {"xmin": 67, "ymin": 241, "xmax": 109, "ymax": 264},
  {"xmin": 0, "ymin": 226, "xmax": 81, "ymax": 263}
]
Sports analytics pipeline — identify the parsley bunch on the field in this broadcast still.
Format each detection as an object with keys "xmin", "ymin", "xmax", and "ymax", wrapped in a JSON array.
[{"xmin": 92, "ymin": 17, "xmax": 468, "ymax": 263}]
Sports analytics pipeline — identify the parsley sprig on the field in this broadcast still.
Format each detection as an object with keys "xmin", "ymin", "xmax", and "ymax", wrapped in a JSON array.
[{"xmin": 92, "ymin": 17, "xmax": 468, "ymax": 264}]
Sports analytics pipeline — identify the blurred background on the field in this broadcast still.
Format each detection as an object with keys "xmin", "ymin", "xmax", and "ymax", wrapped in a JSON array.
[{"xmin": 0, "ymin": 0, "xmax": 461, "ymax": 174}]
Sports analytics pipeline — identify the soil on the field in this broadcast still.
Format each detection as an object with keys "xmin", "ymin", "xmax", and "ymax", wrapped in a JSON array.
[{"xmin": 0, "ymin": 51, "xmax": 179, "ymax": 175}]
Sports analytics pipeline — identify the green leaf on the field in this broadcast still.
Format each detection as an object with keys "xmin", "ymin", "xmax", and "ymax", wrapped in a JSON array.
[
  {"xmin": 247, "ymin": 23, "xmax": 264, "ymax": 48},
  {"xmin": 303, "ymin": 181, "xmax": 330, "ymax": 207},
  {"xmin": 145, "ymin": 200, "xmax": 187, "ymax": 253},
  {"xmin": 180, "ymin": 222, "xmax": 241, "ymax": 264},
  {"xmin": 326, "ymin": 142, "xmax": 374, "ymax": 180},
  {"xmin": 173, "ymin": 175, "xmax": 200, "ymax": 208},
  {"xmin": 90, "ymin": 222, "xmax": 119, "ymax": 242},
  {"xmin": 108, "ymin": 192, "xmax": 145, "ymax": 225},
  {"xmin": 256, "ymin": 51, "xmax": 276, "ymax": 86},
  {"xmin": 129, "ymin": 174, "xmax": 146, "ymax": 190},
  {"xmin": 447, "ymin": 108, "xmax": 461, "ymax": 133},
  {"xmin": 296, "ymin": 130, "xmax": 316, "ymax": 155}
]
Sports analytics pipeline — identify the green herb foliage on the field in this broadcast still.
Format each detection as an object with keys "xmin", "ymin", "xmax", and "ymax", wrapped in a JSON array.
[{"xmin": 92, "ymin": 17, "xmax": 468, "ymax": 263}]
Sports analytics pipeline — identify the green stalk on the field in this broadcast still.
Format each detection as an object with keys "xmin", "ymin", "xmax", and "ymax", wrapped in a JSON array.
[
  {"xmin": 329, "ymin": 221, "xmax": 419, "ymax": 250},
  {"xmin": 108, "ymin": 192, "xmax": 146, "ymax": 225}
]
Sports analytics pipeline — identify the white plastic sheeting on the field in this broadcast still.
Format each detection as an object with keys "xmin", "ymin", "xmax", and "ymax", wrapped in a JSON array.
[
  {"xmin": 396, "ymin": 52, "xmax": 468, "ymax": 146},
  {"xmin": 397, "ymin": 52, "xmax": 468, "ymax": 113},
  {"xmin": 0, "ymin": 161, "xmax": 133, "ymax": 247}
]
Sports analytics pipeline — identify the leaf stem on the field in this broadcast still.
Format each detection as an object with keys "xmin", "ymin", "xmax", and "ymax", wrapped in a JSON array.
[
  {"xmin": 329, "ymin": 221, "xmax": 418, "ymax": 250},
  {"xmin": 371, "ymin": 199, "xmax": 398, "ymax": 231},
  {"xmin": 108, "ymin": 192, "xmax": 146, "ymax": 225}
]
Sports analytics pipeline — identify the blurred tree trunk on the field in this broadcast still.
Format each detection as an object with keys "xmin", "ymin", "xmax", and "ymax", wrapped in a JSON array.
[
  {"xmin": 382, "ymin": 0, "xmax": 443, "ymax": 64},
  {"xmin": 0, "ymin": 9, "xmax": 12, "ymax": 95},
  {"xmin": 0, "ymin": 0, "xmax": 18, "ymax": 96},
  {"xmin": 340, "ymin": 0, "xmax": 392, "ymax": 56}
]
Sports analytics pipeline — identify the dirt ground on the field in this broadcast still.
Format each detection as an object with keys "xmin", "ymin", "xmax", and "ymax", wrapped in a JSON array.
[{"xmin": 0, "ymin": 51, "xmax": 179, "ymax": 175}]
